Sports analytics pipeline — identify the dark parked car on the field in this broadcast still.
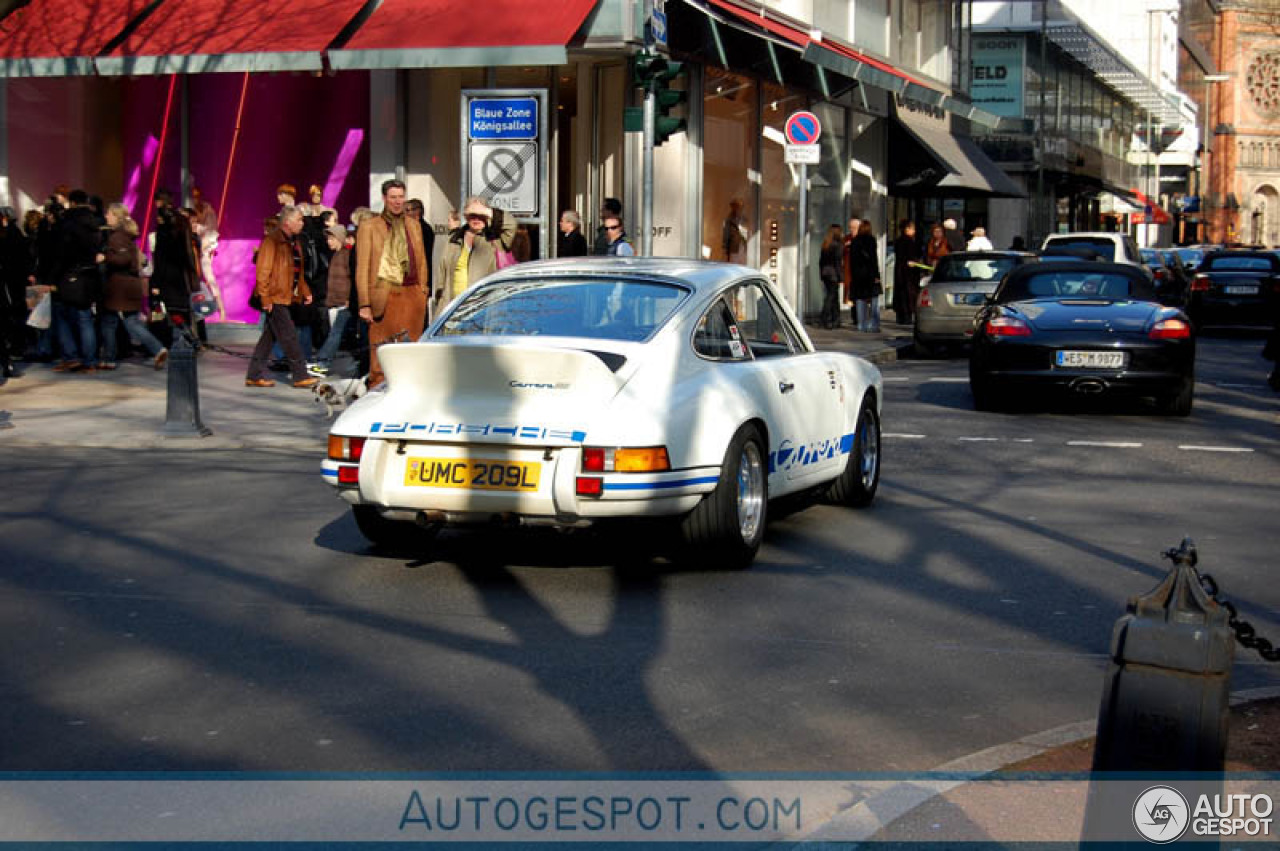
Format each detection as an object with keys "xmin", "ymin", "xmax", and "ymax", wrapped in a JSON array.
[
  {"xmin": 969, "ymin": 261, "xmax": 1196, "ymax": 415},
  {"xmin": 1139, "ymin": 248, "xmax": 1190, "ymax": 307},
  {"xmin": 1188, "ymin": 250, "xmax": 1280, "ymax": 329}
]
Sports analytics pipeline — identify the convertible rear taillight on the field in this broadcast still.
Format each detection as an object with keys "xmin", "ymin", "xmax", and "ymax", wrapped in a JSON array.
[
  {"xmin": 984, "ymin": 316, "xmax": 1032, "ymax": 337},
  {"xmin": 582, "ymin": 446, "xmax": 670, "ymax": 472},
  {"xmin": 918, "ymin": 288, "xmax": 932, "ymax": 308},
  {"xmin": 1149, "ymin": 318, "xmax": 1193, "ymax": 340},
  {"xmin": 328, "ymin": 435, "xmax": 365, "ymax": 461},
  {"xmin": 1190, "ymin": 274, "xmax": 1210, "ymax": 292}
]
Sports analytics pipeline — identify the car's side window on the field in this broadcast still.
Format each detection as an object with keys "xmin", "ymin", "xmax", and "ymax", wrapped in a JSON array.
[
  {"xmin": 693, "ymin": 300, "xmax": 749, "ymax": 360},
  {"xmin": 728, "ymin": 282, "xmax": 798, "ymax": 358}
]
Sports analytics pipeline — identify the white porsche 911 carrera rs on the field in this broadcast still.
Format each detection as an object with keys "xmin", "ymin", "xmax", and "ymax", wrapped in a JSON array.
[{"xmin": 322, "ymin": 257, "xmax": 882, "ymax": 568}]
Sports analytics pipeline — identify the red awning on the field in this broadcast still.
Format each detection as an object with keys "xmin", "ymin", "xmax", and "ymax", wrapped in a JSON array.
[
  {"xmin": 328, "ymin": 0, "xmax": 598, "ymax": 70},
  {"xmin": 698, "ymin": 0, "xmax": 931, "ymax": 94},
  {"xmin": 96, "ymin": 0, "xmax": 370, "ymax": 75},
  {"xmin": 0, "ymin": 0, "xmax": 152, "ymax": 76}
]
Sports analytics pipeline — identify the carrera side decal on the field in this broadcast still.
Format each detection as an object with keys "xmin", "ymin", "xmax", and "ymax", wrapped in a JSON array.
[{"xmin": 769, "ymin": 433, "xmax": 854, "ymax": 474}]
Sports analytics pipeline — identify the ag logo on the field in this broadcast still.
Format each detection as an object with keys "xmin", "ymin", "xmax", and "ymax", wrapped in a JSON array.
[{"xmin": 1133, "ymin": 785, "xmax": 1190, "ymax": 843}]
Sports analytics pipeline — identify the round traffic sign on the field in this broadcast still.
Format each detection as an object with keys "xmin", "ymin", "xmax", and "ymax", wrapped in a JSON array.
[{"xmin": 784, "ymin": 111, "xmax": 821, "ymax": 146}]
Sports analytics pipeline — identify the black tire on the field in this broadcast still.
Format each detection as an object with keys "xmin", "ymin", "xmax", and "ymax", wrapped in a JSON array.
[
  {"xmin": 970, "ymin": 370, "xmax": 1000, "ymax": 411},
  {"xmin": 1156, "ymin": 374, "xmax": 1194, "ymax": 417},
  {"xmin": 352, "ymin": 505, "xmax": 437, "ymax": 554},
  {"xmin": 680, "ymin": 425, "xmax": 767, "ymax": 569},
  {"xmin": 827, "ymin": 397, "xmax": 880, "ymax": 507}
]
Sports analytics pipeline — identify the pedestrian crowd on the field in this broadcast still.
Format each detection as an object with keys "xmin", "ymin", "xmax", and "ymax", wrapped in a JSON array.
[
  {"xmin": 0, "ymin": 179, "xmax": 635, "ymax": 391},
  {"xmin": 815, "ymin": 215, "xmax": 1022, "ymax": 332},
  {"xmin": 0, "ymin": 185, "xmax": 221, "ymax": 382}
]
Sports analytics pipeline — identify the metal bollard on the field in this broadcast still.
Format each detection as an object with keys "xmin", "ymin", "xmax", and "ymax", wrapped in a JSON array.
[
  {"xmin": 160, "ymin": 330, "xmax": 212, "ymax": 437},
  {"xmin": 1092, "ymin": 538, "xmax": 1233, "ymax": 771}
]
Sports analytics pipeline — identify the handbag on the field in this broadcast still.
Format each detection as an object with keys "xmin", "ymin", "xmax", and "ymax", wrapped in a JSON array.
[
  {"xmin": 495, "ymin": 248, "xmax": 516, "ymax": 269},
  {"xmin": 26, "ymin": 294, "xmax": 51, "ymax": 329},
  {"xmin": 149, "ymin": 300, "xmax": 168, "ymax": 324},
  {"xmin": 191, "ymin": 285, "xmax": 219, "ymax": 319}
]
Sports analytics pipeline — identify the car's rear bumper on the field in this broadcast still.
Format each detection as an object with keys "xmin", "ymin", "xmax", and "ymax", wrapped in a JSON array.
[
  {"xmin": 323, "ymin": 440, "xmax": 719, "ymax": 524},
  {"xmin": 978, "ymin": 368, "xmax": 1188, "ymax": 396},
  {"xmin": 915, "ymin": 314, "xmax": 977, "ymax": 342}
]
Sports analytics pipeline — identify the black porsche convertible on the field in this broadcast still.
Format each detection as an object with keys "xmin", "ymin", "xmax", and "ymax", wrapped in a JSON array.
[{"xmin": 969, "ymin": 261, "xmax": 1196, "ymax": 415}]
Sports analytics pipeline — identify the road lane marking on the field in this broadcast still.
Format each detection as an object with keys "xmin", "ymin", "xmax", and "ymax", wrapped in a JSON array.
[
  {"xmin": 957, "ymin": 437, "xmax": 1000, "ymax": 442},
  {"xmin": 924, "ymin": 377, "xmax": 969, "ymax": 383},
  {"xmin": 1065, "ymin": 441, "xmax": 1143, "ymax": 448},
  {"xmin": 882, "ymin": 376, "xmax": 911, "ymax": 382},
  {"xmin": 1216, "ymin": 382, "xmax": 1265, "ymax": 389},
  {"xmin": 884, "ymin": 432, "xmax": 926, "ymax": 439},
  {"xmin": 1177, "ymin": 445, "xmax": 1254, "ymax": 453}
]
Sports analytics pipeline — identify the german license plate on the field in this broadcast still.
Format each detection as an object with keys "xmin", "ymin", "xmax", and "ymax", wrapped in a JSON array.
[
  {"xmin": 952, "ymin": 292, "xmax": 986, "ymax": 306},
  {"xmin": 1055, "ymin": 350, "xmax": 1125, "ymax": 369},
  {"xmin": 405, "ymin": 458, "xmax": 541, "ymax": 491},
  {"xmin": 1223, "ymin": 285, "xmax": 1257, "ymax": 295}
]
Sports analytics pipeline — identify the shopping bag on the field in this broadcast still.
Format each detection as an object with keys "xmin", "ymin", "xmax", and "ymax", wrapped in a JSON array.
[{"xmin": 26, "ymin": 294, "xmax": 51, "ymax": 330}]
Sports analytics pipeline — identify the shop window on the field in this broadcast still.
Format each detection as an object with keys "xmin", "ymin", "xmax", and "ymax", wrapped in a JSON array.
[{"xmin": 703, "ymin": 68, "xmax": 758, "ymax": 265}]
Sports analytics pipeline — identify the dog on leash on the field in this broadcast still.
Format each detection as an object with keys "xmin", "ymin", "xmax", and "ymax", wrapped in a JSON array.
[{"xmin": 313, "ymin": 375, "xmax": 369, "ymax": 418}]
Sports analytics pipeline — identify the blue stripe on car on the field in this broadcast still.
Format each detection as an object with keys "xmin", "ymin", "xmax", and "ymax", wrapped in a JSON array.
[{"xmin": 602, "ymin": 476, "xmax": 719, "ymax": 491}]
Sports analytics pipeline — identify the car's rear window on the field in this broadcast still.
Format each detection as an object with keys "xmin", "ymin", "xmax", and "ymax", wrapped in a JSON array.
[
  {"xmin": 434, "ymin": 279, "xmax": 689, "ymax": 342},
  {"xmin": 1203, "ymin": 255, "xmax": 1275, "ymax": 272},
  {"xmin": 931, "ymin": 256, "xmax": 1020, "ymax": 283},
  {"xmin": 1043, "ymin": 238, "xmax": 1117, "ymax": 261},
  {"xmin": 1140, "ymin": 249, "xmax": 1167, "ymax": 267},
  {"xmin": 1000, "ymin": 270, "xmax": 1151, "ymax": 302}
]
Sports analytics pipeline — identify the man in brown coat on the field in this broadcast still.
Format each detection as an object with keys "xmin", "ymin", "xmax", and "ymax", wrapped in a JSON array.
[
  {"xmin": 245, "ymin": 206, "xmax": 319, "ymax": 388},
  {"xmin": 355, "ymin": 178, "xmax": 429, "ymax": 385}
]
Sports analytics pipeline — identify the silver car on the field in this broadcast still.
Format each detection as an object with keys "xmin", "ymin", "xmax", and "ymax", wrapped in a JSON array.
[{"xmin": 914, "ymin": 251, "xmax": 1035, "ymax": 356}]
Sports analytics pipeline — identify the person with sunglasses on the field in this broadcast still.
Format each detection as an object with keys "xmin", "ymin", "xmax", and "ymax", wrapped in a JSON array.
[{"xmin": 601, "ymin": 216, "xmax": 634, "ymax": 257}]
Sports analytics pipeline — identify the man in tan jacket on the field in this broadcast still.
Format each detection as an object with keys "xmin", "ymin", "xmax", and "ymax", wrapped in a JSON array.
[
  {"xmin": 355, "ymin": 179, "xmax": 429, "ymax": 385},
  {"xmin": 245, "ymin": 206, "xmax": 319, "ymax": 388}
]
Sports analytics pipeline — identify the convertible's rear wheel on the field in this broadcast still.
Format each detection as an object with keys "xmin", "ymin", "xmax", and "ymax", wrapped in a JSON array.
[
  {"xmin": 827, "ymin": 397, "xmax": 880, "ymax": 507},
  {"xmin": 1156, "ymin": 373, "xmax": 1194, "ymax": 417},
  {"xmin": 352, "ymin": 505, "xmax": 437, "ymax": 554},
  {"xmin": 680, "ymin": 425, "xmax": 767, "ymax": 569}
]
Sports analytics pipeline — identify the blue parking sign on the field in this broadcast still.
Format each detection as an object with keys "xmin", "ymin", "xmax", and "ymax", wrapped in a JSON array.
[{"xmin": 469, "ymin": 98, "xmax": 538, "ymax": 140}]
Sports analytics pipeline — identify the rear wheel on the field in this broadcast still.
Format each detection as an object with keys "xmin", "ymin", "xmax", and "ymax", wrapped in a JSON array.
[
  {"xmin": 1156, "ymin": 374, "xmax": 1194, "ymax": 417},
  {"xmin": 352, "ymin": 505, "xmax": 437, "ymax": 554},
  {"xmin": 680, "ymin": 425, "xmax": 767, "ymax": 569},
  {"xmin": 970, "ymin": 369, "xmax": 1001, "ymax": 411},
  {"xmin": 827, "ymin": 398, "xmax": 880, "ymax": 507}
]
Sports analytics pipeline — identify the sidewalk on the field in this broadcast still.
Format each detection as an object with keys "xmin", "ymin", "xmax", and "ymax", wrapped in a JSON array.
[{"xmin": 0, "ymin": 316, "xmax": 915, "ymax": 451}]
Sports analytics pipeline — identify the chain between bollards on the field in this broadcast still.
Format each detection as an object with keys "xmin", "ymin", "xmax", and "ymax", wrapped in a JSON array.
[{"xmin": 1163, "ymin": 538, "xmax": 1280, "ymax": 662}]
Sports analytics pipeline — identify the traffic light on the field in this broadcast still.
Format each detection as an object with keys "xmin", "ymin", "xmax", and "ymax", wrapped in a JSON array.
[{"xmin": 632, "ymin": 50, "xmax": 687, "ymax": 146}]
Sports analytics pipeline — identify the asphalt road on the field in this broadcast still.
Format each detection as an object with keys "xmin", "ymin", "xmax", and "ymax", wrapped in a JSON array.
[{"xmin": 1, "ymin": 334, "xmax": 1277, "ymax": 773}]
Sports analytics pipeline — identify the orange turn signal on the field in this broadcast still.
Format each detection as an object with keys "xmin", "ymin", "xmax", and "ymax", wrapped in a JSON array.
[
  {"xmin": 328, "ymin": 435, "xmax": 365, "ymax": 461},
  {"xmin": 614, "ymin": 447, "xmax": 670, "ymax": 472}
]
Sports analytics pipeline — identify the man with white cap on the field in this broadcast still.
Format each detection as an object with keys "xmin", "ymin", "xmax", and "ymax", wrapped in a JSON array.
[{"xmin": 354, "ymin": 178, "xmax": 430, "ymax": 386}]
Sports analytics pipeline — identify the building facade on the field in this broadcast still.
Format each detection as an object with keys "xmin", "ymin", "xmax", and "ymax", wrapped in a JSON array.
[{"xmin": 0, "ymin": 0, "xmax": 1014, "ymax": 320}]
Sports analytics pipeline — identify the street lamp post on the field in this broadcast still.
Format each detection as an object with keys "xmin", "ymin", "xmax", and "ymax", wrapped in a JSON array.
[{"xmin": 1201, "ymin": 74, "xmax": 1231, "ymax": 243}]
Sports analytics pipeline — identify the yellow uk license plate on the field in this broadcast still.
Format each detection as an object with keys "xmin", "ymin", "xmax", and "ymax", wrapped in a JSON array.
[{"xmin": 405, "ymin": 458, "xmax": 541, "ymax": 491}]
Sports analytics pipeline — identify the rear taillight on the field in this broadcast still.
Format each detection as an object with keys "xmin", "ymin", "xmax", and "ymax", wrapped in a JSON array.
[
  {"xmin": 582, "ymin": 446, "xmax": 670, "ymax": 473},
  {"xmin": 984, "ymin": 316, "xmax": 1032, "ymax": 337},
  {"xmin": 1149, "ymin": 318, "xmax": 1192, "ymax": 340},
  {"xmin": 328, "ymin": 435, "xmax": 365, "ymax": 461},
  {"xmin": 918, "ymin": 288, "xmax": 932, "ymax": 308},
  {"xmin": 1190, "ymin": 274, "xmax": 1210, "ymax": 292}
]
